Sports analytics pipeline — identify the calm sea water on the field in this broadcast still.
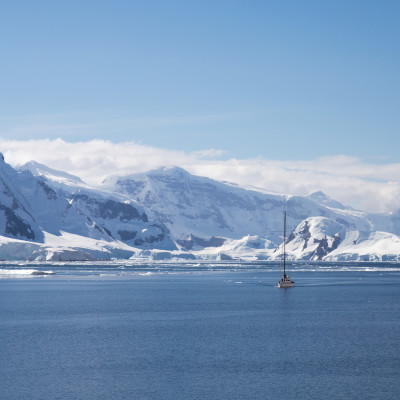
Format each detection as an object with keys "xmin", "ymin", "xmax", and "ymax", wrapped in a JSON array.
[{"xmin": 1, "ymin": 262, "xmax": 400, "ymax": 399}]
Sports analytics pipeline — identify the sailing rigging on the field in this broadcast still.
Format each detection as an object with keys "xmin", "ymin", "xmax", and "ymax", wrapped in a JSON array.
[{"xmin": 278, "ymin": 211, "xmax": 295, "ymax": 288}]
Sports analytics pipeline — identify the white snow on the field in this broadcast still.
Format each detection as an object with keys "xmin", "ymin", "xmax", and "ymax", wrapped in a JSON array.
[
  {"xmin": 19, "ymin": 161, "xmax": 85, "ymax": 185},
  {"xmin": 0, "ymin": 269, "xmax": 55, "ymax": 277},
  {"xmin": 0, "ymin": 157, "xmax": 399, "ymax": 262}
]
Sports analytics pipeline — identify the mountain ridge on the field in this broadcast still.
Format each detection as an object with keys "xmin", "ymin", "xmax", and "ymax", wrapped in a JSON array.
[
  {"xmin": 0, "ymin": 155, "xmax": 175, "ymax": 260},
  {"xmin": 0, "ymin": 155, "xmax": 399, "ymax": 261}
]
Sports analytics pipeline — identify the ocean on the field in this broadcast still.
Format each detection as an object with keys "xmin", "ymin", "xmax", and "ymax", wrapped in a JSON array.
[{"xmin": 1, "ymin": 262, "xmax": 399, "ymax": 399}]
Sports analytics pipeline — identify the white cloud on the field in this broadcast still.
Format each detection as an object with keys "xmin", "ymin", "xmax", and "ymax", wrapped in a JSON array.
[{"xmin": 1, "ymin": 138, "xmax": 399, "ymax": 213}]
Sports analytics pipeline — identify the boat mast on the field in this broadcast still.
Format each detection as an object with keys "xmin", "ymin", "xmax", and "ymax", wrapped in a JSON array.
[{"xmin": 283, "ymin": 211, "xmax": 286, "ymax": 277}]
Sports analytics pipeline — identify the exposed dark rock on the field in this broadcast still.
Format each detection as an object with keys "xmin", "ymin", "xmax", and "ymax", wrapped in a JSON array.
[
  {"xmin": 38, "ymin": 179, "xmax": 57, "ymax": 200},
  {"xmin": 295, "ymin": 221, "xmax": 311, "ymax": 250},
  {"xmin": 72, "ymin": 194, "xmax": 148, "ymax": 222},
  {"xmin": 94, "ymin": 224, "xmax": 102, "ymax": 233},
  {"xmin": 102, "ymin": 226, "xmax": 114, "ymax": 238},
  {"xmin": 0, "ymin": 205, "xmax": 35, "ymax": 240},
  {"xmin": 134, "ymin": 231, "xmax": 165, "ymax": 246},
  {"xmin": 118, "ymin": 230, "xmax": 137, "ymax": 241},
  {"xmin": 218, "ymin": 253, "xmax": 233, "ymax": 260},
  {"xmin": 314, "ymin": 234, "xmax": 341, "ymax": 260},
  {"xmin": 177, "ymin": 234, "xmax": 226, "ymax": 250}
]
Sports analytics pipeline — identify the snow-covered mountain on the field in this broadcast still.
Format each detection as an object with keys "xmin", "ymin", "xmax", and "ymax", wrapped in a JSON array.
[
  {"xmin": 1, "ymin": 155, "xmax": 400, "ymax": 262},
  {"xmin": 104, "ymin": 167, "xmax": 366, "ymax": 241},
  {"xmin": 0, "ymin": 155, "xmax": 174, "ymax": 260},
  {"xmin": 105, "ymin": 166, "xmax": 400, "ymax": 262}
]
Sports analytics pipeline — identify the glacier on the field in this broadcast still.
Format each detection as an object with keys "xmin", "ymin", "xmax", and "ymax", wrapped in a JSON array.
[{"xmin": 0, "ymin": 154, "xmax": 398, "ymax": 261}]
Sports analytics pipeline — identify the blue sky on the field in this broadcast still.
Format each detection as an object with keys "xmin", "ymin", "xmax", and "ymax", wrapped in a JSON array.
[
  {"xmin": 1, "ymin": 0, "xmax": 399, "ymax": 161},
  {"xmin": 0, "ymin": 1, "xmax": 400, "ymax": 212}
]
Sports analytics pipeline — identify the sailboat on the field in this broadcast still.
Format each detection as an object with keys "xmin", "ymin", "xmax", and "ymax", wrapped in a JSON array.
[{"xmin": 278, "ymin": 211, "xmax": 295, "ymax": 288}]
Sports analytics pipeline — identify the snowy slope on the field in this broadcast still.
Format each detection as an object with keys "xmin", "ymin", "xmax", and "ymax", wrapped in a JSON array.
[
  {"xmin": 105, "ymin": 167, "xmax": 372, "ymax": 244},
  {"xmin": 21, "ymin": 160, "xmax": 85, "ymax": 186},
  {"xmin": 324, "ymin": 230, "xmax": 400, "ymax": 262},
  {"xmin": 1, "ymin": 156, "xmax": 400, "ymax": 261},
  {"xmin": 0, "ymin": 154, "xmax": 43, "ymax": 242},
  {"xmin": 141, "ymin": 216, "xmax": 400, "ymax": 263},
  {"xmin": 0, "ymin": 155, "xmax": 175, "ymax": 260},
  {"xmin": 103, "ymin": 166, "xmax": 400, "ymax": 262},
  {"xmin": 18, "ymin": 161, "xmax": 174, "ymax": 248}
]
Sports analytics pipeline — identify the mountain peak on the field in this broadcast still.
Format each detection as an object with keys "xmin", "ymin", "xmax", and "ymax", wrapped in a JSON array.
[
  {"xmin": 103, "ymin": 166, "xmax": 193, "ymax": 188},
  {"xmin": 0, "ymin": 158, "xmax": 398, "ymax": 261},
  {"xmin": 309, "ymin": 190, "xmax": 327, "ymax": 197},
  {"xmin": 19, "ymin": 161, "xmax": 84, "ymax": 184},
  {"xmin": 307, "ymin": 191, "xmax": 346, "ymax": 210},
  {"xmin": 148, "ymin": 166, "xmax": 191, "ymax": 178}
]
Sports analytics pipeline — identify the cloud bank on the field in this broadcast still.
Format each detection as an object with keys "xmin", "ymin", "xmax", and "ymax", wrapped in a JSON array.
[{"xmin": 1, "ymin": 138, "xmax": 399, "ymax": 214}]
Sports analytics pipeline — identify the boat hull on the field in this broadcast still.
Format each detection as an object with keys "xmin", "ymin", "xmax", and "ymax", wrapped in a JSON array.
[{"xmin": 278, "ymin": 279, "xmax": 295, "ymax": 288}]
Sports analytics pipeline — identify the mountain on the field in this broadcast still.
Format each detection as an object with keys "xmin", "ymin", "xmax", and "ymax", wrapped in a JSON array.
[
  {"xmin": 0, "ymin": 155, "xmax": 174, "ymax": 261},
  {"xmin": 21, "ymin": 160, "xmax": 85, "ymax": 186},
  {"xmin": 281, "ymin": 216, "xmax": 400, "ymax": 262},
  {"xmin": 0, "ymin": 154, "xmax": 42, "ymax": 242},
  {"xmin": 105, "ymin": 166, "xmax": 400, "ymax": 262},
  {"xmin": 104, "ymin": 167, "xmax": 365, "ymax": 241},
  {"xmin": 1, "ymin": 156, "xmax": 400, "ymax": 262},
  {"xmin": 305, "ymin": 191, "xmax": 348, "ymax": 210},
  {"xmin": 104, "ymin": 167, "xmax": 361, "ymax": 242}
]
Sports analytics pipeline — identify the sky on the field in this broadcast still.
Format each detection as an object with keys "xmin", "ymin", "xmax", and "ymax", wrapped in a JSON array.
[{"xmin": 0, "ymin": 0, "xmax": 399, "ymax": 213}]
